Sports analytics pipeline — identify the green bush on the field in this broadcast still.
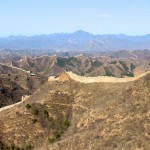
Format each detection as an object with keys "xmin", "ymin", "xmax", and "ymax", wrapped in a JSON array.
[
  {"xmin": 48, "ymin": 137, "xmax": 55, "ymax": 143},
  {"xmin": 126, "ymin": 72, "xmax": 134, "ymax": 77},
  {"xmin": 26, "ymin": 145, "xmax": 33, "ymax": 150},
  {"xmin": 44, "ymin": 110, "xmax": 49, "ymax": 117},
  {"xmin": 26, "ymin": 103, "xmax": 31, "ymax": 109},
  {"xmin": 109, "ymin": 60, "xmax": 117, "ymax": 64},
  {"xmin": 0, "ymin": 146, "xmax": 4, "ymax": 150},
  {"xmin": 14, "ymin": 76, "xmax": 19, "ymax": 81},
  {"xmin": 11, "ymin": 145, "xmax": 15, "ymax": 150},
  {"xmin": 55, "ymin": 133, "xmax": 61, "ymax": 139},
  {"xmin": 64, "ymin": 119, "xmax": 70, "ymax": 128},
  {"xmin": 121, "ymin": 72, "xmax": 134, "ymax": 77},
  {"xmin": 104, "ymin": 67, "xmax": 115, "ymax": 77},
  {"xmin": 33, "ymin": 109, "xmax": 39, "ymax": 115},
  {"xmin": 57, "ymin": 57, "xmax": 77, "ymax": 67},
  {"xmin": 119, "ymin": 61, "xmax": 129, "ymax": 71},
  {"xmin": 56, "ymin": 58, "xmax": 66, "ymax": 67},
  {"xmin": 32, "ymin": 118, "xmax": 37, "ymax": 124},
  {"xmin": 130, "ymin": 63, "xmax": 136, "ymax": 71},
  {"xmin": 92, "ymin": 61, "xmax": 103, "ymax": 67}
]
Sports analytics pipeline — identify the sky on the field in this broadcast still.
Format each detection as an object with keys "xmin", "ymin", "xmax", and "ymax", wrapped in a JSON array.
[{"xmin": 0, "ymin": 0, "xmax": 150, "ymax": 37}]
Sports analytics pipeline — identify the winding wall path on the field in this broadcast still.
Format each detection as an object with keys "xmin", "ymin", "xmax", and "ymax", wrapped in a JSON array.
[
  {"xmin": 52, "ymin": 71, "xmax": 150, "ymax": 83},
  {"xmin": 1, "ymin": 71, "xmax": 150, "ymax": 113}
]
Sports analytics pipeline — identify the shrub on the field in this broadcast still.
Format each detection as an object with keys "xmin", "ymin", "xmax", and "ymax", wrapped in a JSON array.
[
  {"xmin": 27, "ymin": 76, "xmax": 30, "ymax": 81},
  {"xmin": 57, "ymin": 57, "xmax": 77, "ymax": 67},
  {"xmin": 121, "ymin": 72, "xmax": 134, "ymax": 77},
  {"xmin": 119, "ymin": 61, "xmax": 129, "ymax": 71},
  {"xmin": 104, "ymin": 67, "xmax": 115, "ymax": 77},
  {"xmin": 48, "ymin": 137, "xmax": 55, "ymax": 143},
  {"xmin": 64, "ymin": 119, "xmax": 70, "ymax": 128},
  {"xmin": 26, "ymin": 103, "xmax": 31, "ymax": 109},
  {"xmin": 11, "ymin": 145, "xmax": 15, "ymax": 150},
  {"xmin": 0, "ymin": 146, "xmax": 4, "ymax": 150},
  {"xmin": 33, "ymin": 109, "xmax": 39, "ymax": 115},
  {"xmin": 14, "ymin": 76, "xmax": 19, "ymax": 80},
  {"xmin": 26, "ymin": 145, "xmax": 33, "ymax": 150},
  {"xmin": 60, "ymin": 130, "xmax": 64, "ymax": 134},
  {"xmin": 32, "ymin": 118, "xmax": 37, "ymax": 124},
  {"xmin": 55, "ymin": 133, "xmax": 61, "ymax": 139},
  {"xmin": 44, "ymin": 110, "xmax": 49, "ymax": 117},
  {"xmin": 130, "ymin": 63, "xmax": 136, "ymax": 71},
  {"xmin": 92, "ymin": 61, "xmax": 103, "ymax": 67},
  {"xmin": 56, "ymin": 58, "xmax": 66, "ymax": 67},
  {"xmin": 109, "ymin": 60, "xmax": 117, "ymax": 64},
  {"xmin": 126, "ymin": 72, "xmax": 134, "ymax": 77}
]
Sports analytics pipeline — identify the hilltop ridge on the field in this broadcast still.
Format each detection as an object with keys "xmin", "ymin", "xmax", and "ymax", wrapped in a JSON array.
[{"xmin": 49, "ymin": 71, "xmax": 150, "ymax": 83}]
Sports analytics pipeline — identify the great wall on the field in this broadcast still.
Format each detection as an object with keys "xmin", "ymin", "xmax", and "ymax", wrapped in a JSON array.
[
  {"xmin": 48, "ymin": 71, "xmax": 150, "ymax": 83},
  {"xmin": 0, "ymin": 71, "xmax": 149, "ymax": 113}
]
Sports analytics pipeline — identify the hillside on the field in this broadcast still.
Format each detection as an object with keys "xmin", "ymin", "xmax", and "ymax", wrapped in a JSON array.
[
  {"xmin": 0, "ymin": 72, "xmax": 149, "ymax": 149},
  {"xmin": 110, "ymin": 49, "xmax": 150, "ymax": 60},
  {"xmin": 0, "ymin": 63, "xmax": 47, "ymax": 108},
  {"xmin": 11, "ymin": 55, "xmax": 150, "ymax": 77},
  {"xmin": 1, "ymin": 31, "xmax": 150, "ymax": 50}
]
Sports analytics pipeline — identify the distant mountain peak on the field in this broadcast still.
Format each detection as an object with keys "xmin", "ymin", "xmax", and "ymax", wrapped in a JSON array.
[
  {"xmin": 1, "ymin": 31, "xmax": 150, "ymax": 50},
  {"xmin": 74, "ymin": 30, "xmax": 92, "ymax": 35}
]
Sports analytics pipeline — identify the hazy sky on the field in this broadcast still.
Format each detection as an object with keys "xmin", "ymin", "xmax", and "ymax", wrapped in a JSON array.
[{"xmin": 0, "ymin": 0, "xmax": 150, "ymax": 36}]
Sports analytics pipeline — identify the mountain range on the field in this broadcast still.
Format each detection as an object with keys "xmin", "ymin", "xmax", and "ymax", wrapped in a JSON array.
[{"xmin": 1, "ymin": 30, "xmax": 150, "ymax": 51}]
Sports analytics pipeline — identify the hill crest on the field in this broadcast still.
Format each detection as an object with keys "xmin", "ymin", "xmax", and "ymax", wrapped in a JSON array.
[{"xmin": 49, "ymin": 71, "xmax": 150, "ymax": 83}]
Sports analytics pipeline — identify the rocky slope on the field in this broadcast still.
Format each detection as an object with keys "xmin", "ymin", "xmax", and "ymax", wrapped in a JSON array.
[
  {"xmin": 11, "ymin": 55, "xmax": 150, "ymax": 78},
  {"xmin": 110, "ymin": 49, "xmax": 150, "ymax": 60},
  {"xmin": 0, "ymin": 72, "xmax": 149, "ymax": 150},
  {"xmin": 0, "ymin": 63, "xmax": 47, "ymax": 108}
]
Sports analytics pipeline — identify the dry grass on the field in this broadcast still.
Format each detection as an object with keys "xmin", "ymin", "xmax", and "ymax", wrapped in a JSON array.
[{"xmin": 0, "ymin": 72, "xmax": 150, "ymax": 150}]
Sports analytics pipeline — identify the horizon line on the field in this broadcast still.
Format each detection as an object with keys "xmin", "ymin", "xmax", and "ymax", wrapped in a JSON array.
[{"xmin": 1, "ymin": 30, "xmax": 150, "ymax": 38}]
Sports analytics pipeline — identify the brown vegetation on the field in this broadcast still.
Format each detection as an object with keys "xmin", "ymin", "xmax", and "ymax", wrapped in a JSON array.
[{"xmin": 0, "ymin": 71, "xmax": 149, "ymax": 149}]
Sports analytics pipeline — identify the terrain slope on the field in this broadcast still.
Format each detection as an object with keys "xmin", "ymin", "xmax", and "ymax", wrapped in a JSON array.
[
  {"xmin": 0, "ymin": 71, "xmax": 150, "ymax": 150},
  {"xmin": 12, "ymin": 55, "xmax": 150, "ymax": 77},
  {"xmin": 0, "ymin": 63, "xmax": 47, "ymax": 108}
]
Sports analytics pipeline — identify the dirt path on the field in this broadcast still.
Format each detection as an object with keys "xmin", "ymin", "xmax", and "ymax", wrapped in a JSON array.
[{"xmin": 129, "ymin": 50, "xmax": 138, "ymax": 59}]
